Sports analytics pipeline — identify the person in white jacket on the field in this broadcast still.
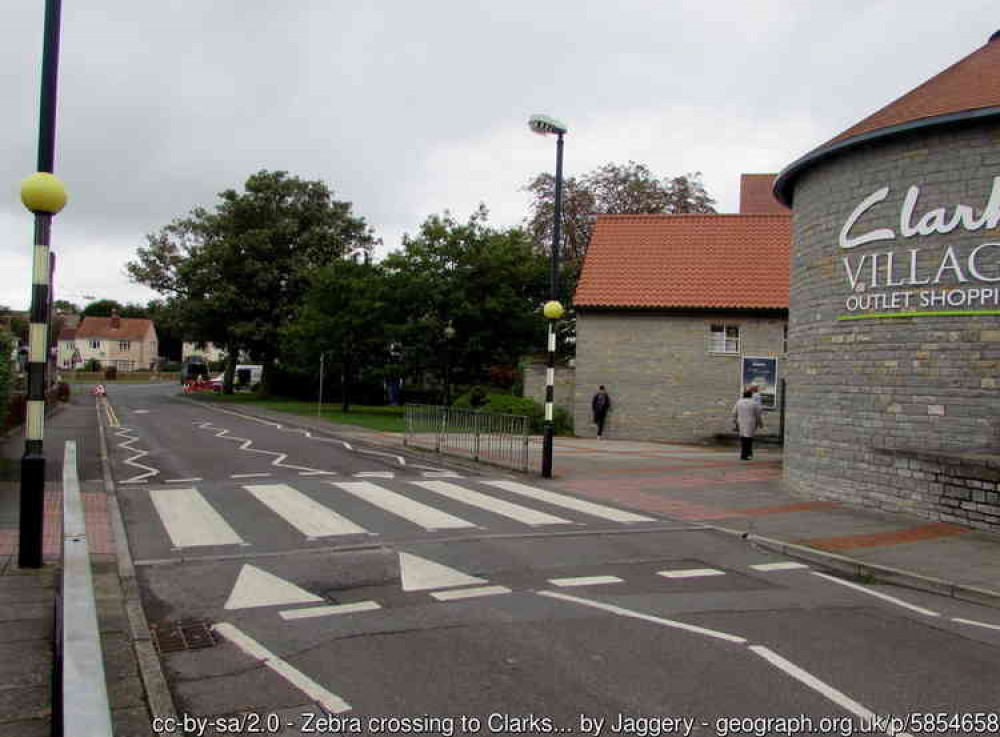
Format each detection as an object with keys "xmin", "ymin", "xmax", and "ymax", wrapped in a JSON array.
[{"xmin": 732, "ymin": 389, "xmax": 764, "ymax": 460}]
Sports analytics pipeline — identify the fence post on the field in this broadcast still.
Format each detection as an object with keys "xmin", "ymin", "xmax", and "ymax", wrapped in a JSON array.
[
  {"xmin": 473, "ymin": 412, "xmax": 481, "ymax": 462},
  {"xmin": 436, "ymin": 407, "xmax": 444, "ymax": 453}
]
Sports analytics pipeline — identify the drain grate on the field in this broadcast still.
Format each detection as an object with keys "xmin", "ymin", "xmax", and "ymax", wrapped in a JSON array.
[{"xmin": 151, "ymin": 619, "xmax": 217, "ymax": 653}]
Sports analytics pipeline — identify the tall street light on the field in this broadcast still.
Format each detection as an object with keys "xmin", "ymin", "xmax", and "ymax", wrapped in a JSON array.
[
  {"xmin": 528, "ymin": 114, "xmax": 567, "ymax": 479},
  {"xmin": 18, "ymin": 0, "xmax": 66, "ymax": 569}
]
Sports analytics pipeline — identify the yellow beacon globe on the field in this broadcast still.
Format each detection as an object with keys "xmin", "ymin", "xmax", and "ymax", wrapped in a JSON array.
[
  {"xmin": 543, "ymin": 300, "xmax": 565, "ymax": 320},
  {"xmin": 20, "ymin": 173, "xmax": 68, "ymax": 214}
]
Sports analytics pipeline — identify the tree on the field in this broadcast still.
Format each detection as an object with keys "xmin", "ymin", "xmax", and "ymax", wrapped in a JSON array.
[
  {"xmin": 80, "ymin": 299, "xmax": 125, "ymax": 318},
  {"xmin": 382, "ymin": 206, "xmax": 549, "ymax": 397},
  {"xmin": 128, "ymin": 170, "xmax": 377, "ymax": 396},
  {"xmin": 523, "ymin": 162, "xmax": 716, "ymax": 279},
  {"xmin": 284, "ymin": 259, "xmax": 389, "ymax": 412},
  {"xmin": 53, "ymin": 299, "xmax": 79, "ymax": 314}
]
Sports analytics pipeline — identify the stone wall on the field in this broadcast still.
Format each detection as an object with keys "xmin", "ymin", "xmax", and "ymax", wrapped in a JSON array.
[
  {"xmin": 521, "ymin": 363, "xmax": 575, "ymax": 414},
  {"xmin": 574, "ymin": 310, "xmax": 786, "ymax": 442},
  {"xmin": 784, "ymin": 119, "xmax": 1000, "ymax": 531}
]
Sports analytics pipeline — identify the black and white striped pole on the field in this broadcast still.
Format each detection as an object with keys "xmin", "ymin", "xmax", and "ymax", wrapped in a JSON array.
[
  {"xmin": 18, "ymin": 0, "xmax": 66, "ymax": 569},
  {"xmin": 528, "ymin": 114, "xmax": 567, "ymax": 479}
]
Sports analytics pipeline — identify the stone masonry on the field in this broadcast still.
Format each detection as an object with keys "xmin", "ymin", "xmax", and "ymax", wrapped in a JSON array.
[
  {"xmin": 574, "ymin": 310, "xmax": 786, "ymax": 442},
  {"xmin": 784, "ymin": 120, "xmax": 1000, "ymax": 531}
]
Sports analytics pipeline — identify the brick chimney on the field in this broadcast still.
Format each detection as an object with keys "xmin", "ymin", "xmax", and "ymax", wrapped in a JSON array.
[
  {"xmin": 739, "ymin": 173, "xmax": 789, "ymax": 214},
  {"xmin": 111, "ymin": 309, "xmax": 121, "ymax": 330}
]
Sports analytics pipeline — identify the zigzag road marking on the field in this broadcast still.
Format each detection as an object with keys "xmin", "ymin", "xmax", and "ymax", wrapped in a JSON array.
[
  {"xmin": 115, "ymin": 427, "xmax": 160, "ymax": 484},
  {"xmin": 194, "ymin": 422, "xmax": 334, "ymax": 475},
  {"xmin": 194, "ymin": 406, "xmax": 355, "ymax": 451}
]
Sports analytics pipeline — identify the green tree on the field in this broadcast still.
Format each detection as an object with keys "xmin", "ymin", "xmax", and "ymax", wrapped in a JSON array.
[
  {"xmin": 284, "ymin": 259, "xmax": 388, "ymax": 411},
  {"xmin": 382, "ymin": 206, "xmax": 548, "ymax": 397},
  {"xmin": 128, "ymin": 170, "xmax": 377, "ymax": 395},
  {"xmin": 0, "ymin": 329, "xmax": 12, "ymax": 426},
  {"xmin": 81, "ymin": 299, "xmax": 126, "ymax": 318}
]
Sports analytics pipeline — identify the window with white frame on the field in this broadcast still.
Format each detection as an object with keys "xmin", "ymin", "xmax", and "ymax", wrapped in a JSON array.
[
  {"xmin": 119, "ymin": 340, "xmax": 131, "ymax": 351},
  {"xmin": 90, "ymin": 340, "xmax": 101, "ymax": 350},
  {"xmin": 710, "ymin": 324, "xmax": 740, "ymax": 354}
]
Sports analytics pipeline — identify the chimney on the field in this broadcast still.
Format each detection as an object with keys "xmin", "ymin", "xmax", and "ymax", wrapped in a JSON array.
[
  {"xmin": 739, "ymin": 174, "xmax": 789, "ymax": 214},
  {"xmin": 111, "ymin": 309, "xmax": 121, "ymax": 330}
]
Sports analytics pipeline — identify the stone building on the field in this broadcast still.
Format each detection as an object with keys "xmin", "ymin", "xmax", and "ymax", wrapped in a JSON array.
[
  {"xmin": 773, "ymin": 31, "xmax": 1000, "ymax": 531},
  {"xmin": 572, "ymin": 177, "xmax": 791, "ymax": 442}
]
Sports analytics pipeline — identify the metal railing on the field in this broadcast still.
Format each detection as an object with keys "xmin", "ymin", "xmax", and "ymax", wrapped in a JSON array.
[
  {"xmin": 404, "ymin": 404, "xmax": 531, "ymax": 472},
  {"xmin": 57, "ymin": 440, "xmax": 113, "ymax": 736}
]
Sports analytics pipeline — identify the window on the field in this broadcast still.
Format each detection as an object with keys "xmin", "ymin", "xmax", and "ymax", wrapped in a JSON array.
[
  {"xmin": 90, "ymin": 340, "xmax": 101, "ymax": 349},
  {"xmin": 710, "ymin": 325, "xmax": 740, "ymax": 354},
  {"xmin": 119, "ymin": 341, "xmax": 131, "ymax": 351}
]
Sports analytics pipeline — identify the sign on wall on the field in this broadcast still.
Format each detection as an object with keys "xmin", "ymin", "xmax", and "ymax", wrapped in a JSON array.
[
  {"xmin": 838, "ymin": 175, "xmax": 1000, "ymax": 319},
  {"xmin": 741, "ymin": 356, "xmax": 778, "ymax": 410}
]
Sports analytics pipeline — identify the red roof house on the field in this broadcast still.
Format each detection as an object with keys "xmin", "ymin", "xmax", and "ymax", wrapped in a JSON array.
[{"xmin": 570, "ymin": 180, "xmax": 791, "ymax": 444}]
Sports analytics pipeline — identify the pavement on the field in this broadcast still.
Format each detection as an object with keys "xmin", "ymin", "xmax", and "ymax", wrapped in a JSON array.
[{"xmin": 1, "ymin": 392, "xmax": 999, "ymax": 735}]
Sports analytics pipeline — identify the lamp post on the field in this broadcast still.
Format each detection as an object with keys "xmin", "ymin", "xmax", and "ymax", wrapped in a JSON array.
[
  {"xmin": 19, "ymin": 0, "xmax": 66, "ymax": 569},
  {"xmin": 528, "ymin": 114, "xmax": 567, "ymax": 479},
  {"xmin": 443, "ymin": 322, "xmax": 455, "ymax": 406}
]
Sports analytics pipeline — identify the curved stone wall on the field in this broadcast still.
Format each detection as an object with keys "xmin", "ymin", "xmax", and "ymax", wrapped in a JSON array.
[{"xmin": 785, "ymin": 120, "xmax": 1000, "ymax": 529}]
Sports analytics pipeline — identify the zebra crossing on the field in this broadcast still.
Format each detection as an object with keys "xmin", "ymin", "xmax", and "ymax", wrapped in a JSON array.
[{"xmin": 143, "ymin": 477, "xmax": 659, "ymax": 551}]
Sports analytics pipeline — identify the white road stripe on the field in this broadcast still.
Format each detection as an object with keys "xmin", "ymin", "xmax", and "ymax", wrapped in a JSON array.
[
  {"xmin": 330, "ymin": 481, "xmax": 475, "ymax": 530},
  {"xmin": 354, "ymin": 472, "xmax": 395, "ymax": 478},
  {"xmin": 538, "ymin": 590, "xmax": 746, "ymax": 643},
  {"xmin": 231, "ymin": 473, "xmax": 271, "ymax": 479},
  {"xmin": 812, "ymin": 572, "xmax": 940, "ymax": 617},
  {"xmin": 213, "ymin": 623, "xmax": 351, "ymax": 713},
  {"xmin": 951, "ymin": 617, "xmax": 1000, "ymax": 631},
  {"xmin": 280, "ymin": 601, "xmax": 382, "ymax": 620},
  {"xmin": 430, "ymin": 586, "xmax": 511, "ymax": 601},
  {"xmin": 482, "ymin": 480, "xmax": 655, "ymax": 523},
  {"xmin": 149, "ymin": 488, "xmax": 245, "ymax": 548},
  {"xmin": 548, "ymin": 575, "xmax": 623, "ymax": 587},
  {"xmin": 399, "ymin": 552, "xmax": 486, "ymax": 591},
  {"xmin": 245, "ymin": 484, "xmax": 368, "ymax": 538},
  {"xmin": 750, "ymin": 562, "xmax": 810, "ymax": 571},
  {"xmin": 750, "ymin": 646, "xmax": 911, "ymax": 736},
  {"xmin": 166, "ymin": 478, "xmax": 202, "ymax": 484},
  {"xmin": 658, "ymin": 568, "xmax": 726, "ymax": 579},
  {"xmin": 412, "ymin": 480, "xmax": 572, "ymax": 526}
]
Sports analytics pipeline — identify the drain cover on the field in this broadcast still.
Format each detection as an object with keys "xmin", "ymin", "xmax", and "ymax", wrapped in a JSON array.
[{"xmin": 151, "ymin": 620, "xmax": 217, "ymax": 653}]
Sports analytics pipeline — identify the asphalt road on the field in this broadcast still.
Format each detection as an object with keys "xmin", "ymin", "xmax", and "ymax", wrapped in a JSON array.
[{"xmin": 104, "ymin": 384, "xmax": 1000, "ymax": 737}]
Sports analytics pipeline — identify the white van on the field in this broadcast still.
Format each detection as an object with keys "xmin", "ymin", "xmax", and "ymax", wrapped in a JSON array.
[{"xmin": 209, "ymin": 364, "xmax": 263, "ymax": 391}]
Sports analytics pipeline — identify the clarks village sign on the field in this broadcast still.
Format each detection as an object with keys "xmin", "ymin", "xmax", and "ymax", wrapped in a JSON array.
[{"xmin": 838, "ymin": 175, "xmax": 1000, "ymax": 319}]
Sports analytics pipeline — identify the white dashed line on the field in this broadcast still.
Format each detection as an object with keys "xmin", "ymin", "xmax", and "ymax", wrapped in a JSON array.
[
  {"xmin": 548, "ymin": 575, "xmax": 624, "ymax": 587},
  {"xmin": 658, "ymin": 568, "xmax": 726, "ymax": 579},
  {"xmin": 430, "ymin": 586, "xmax": 511, "ymax": 601},
  {"xmin": 165, "ymin": 478, "xmax": 203, "ymax": 484},
  {"xmin": 231, "ymin": 473, "xmax": 271, "ymax": 479},
  {"xmin": 750, "ymin": 562, "xmax": 810, "ymax": 572},
  {"xmin": 538, "ymin": 590, "xmax": 746, "ymax": 644},
  {"xmin": 280, "ymin": 601, "xmax": 382, "ymax": 620},
  {"xmin": 213, "ymin": 623, "xmax": 351, "ymax": 713},
  {"xmin": 952, "ymin": 617, "xmax": 1000, "ymax": 631},
  {"xmin": 812, "ymin": 572, "xmax": 940, "ymax": 617}
]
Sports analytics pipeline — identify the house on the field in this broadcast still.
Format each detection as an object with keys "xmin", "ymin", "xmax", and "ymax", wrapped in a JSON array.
[
  {"xmin": 572, "ymin": 175, "xmax": 791, "ymax": 443},
  {"xmin": 75, "ymin": 310, "xmax": 158, "ymax": 372},
  {"xmin": 57, "ymin": 327, "xmax": 80, "ymax": 369}
]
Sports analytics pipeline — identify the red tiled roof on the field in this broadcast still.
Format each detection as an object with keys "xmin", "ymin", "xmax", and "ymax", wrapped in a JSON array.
[
  {"xmin": 828, "ymin": 33, "xmax": 1000, "ymax": 146},
  {"xmin": 574, "ymin": 214, "xmax": 791, "ymax": 310},
  {"xmin": 58, "ymin": 328, "xmax": 77, "ymax": 341},
  {"xmin": 776, "ymin": 33, "xmax": 1000, "ymax": 205},
  {"xmin": 76, "ymin": 317, "xmax": 154, "ymax": 341},
  {"xmin": 739, "ymin": 174, "xmax": 788, "ymax": 215}
]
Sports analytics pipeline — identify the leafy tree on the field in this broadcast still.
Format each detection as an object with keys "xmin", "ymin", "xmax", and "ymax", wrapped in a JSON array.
[
  {"xmin": 0, "ymin": 330, "xmax": 12, "ymax": 424},
  {"xmin": 128, "ymin": 170, "xmax": 377, "ymax": 395},
  {"xmin": 523, "ymin": 162, "xmax": 716, "ymax": 279},
  {"xmin": 81, "ymin": 299, "xmax": 126, "ymax": 318},
  {"xmin": 382, "ymin": 206, "xmax": 548, "ymax": 397},
  {"xmin": 53, "ymin": 299, "xmax": 79, "ymax": 314},
  {"xmin": 283, "ymin": 259, "xmax": 389, "ymax": 411}
]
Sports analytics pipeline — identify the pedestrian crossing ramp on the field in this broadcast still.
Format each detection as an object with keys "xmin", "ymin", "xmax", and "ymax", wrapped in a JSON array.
[{"xmin": 144, "ymin": 478, "xmax": 659, "ymax": 552}]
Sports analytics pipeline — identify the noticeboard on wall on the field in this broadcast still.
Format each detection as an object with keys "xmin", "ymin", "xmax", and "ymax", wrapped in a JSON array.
[{"xmin": 741, "ymin": 356, "xmax": 779, "ymax": 410}]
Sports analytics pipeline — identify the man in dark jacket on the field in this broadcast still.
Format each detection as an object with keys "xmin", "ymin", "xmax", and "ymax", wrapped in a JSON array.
[{"xmin": 592, "ymin": 385, "xmax": 611, "ymax": 439}]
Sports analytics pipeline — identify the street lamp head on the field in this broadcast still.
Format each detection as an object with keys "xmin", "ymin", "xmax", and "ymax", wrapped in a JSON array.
[
  {"xmin": 543, "ymin": 300, "xmax": 565, "ymax": 320},
  {"xmin": 20, "ymin": 172, "xmax": 67, "ymax": 214},
  {"xmin": 528, "ymin": 114, "xmax": 567, "ymax": 137}
]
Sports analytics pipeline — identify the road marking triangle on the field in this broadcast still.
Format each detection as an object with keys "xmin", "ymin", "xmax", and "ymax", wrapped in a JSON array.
[
  {"xmin": 224, "ymin": 564, "xmax": 325, "ymax": 610},
  {"xmin": 399, "ymin": 552, "xmax": 487, "ymax": 592}
]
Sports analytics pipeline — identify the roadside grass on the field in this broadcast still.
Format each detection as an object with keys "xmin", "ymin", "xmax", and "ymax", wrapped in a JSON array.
[{"xmin": 187, "ymin": 393, "xmax": 406, "ymax": 433}]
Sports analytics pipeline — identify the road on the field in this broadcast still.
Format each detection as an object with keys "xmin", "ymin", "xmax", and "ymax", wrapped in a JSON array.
[{"xmin": 102, "ymin": 384, "xmax": 1000, "ymax": 737}]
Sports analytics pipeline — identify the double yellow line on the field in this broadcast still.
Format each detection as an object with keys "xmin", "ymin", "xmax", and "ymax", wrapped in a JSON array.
[{"xmin": 101, "ymin": 397, "xmax": 120, "ymax": 427}]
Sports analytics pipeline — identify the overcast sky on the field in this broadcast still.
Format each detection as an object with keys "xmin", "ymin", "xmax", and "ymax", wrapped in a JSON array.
[{"xmin": 1, "ymin": 2, "xmax": 995, "ymax": 310}]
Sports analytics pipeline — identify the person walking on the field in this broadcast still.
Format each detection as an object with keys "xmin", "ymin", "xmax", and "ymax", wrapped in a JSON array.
[
  {"xmin": 592, "ymin": 385, "xmax": 612, "ymax": 439},
  {"xmin": 732, "ymin": 388, "xmax": 764, "ymax": 460}
]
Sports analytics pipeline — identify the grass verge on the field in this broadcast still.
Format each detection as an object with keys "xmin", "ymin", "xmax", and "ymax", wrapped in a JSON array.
[{"xmin": 187, "ymin": 393, "xmax": 406, "ymax": 433}]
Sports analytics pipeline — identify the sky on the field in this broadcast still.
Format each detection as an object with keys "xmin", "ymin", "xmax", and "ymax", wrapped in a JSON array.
[{"xmin": 0, "ymin": 1, "xmax": 995, "ymax": 311}]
